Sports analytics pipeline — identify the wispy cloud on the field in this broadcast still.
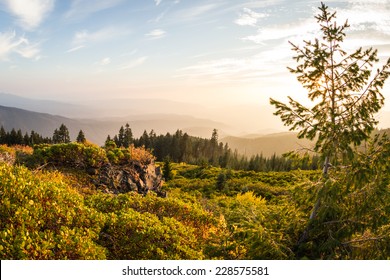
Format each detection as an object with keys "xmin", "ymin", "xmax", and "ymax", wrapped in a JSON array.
[
  {"xmin": 154, "ymin": 0, "xmax": 162, "ymax": 6},
  {"xmin": 240, "ymin": 1, "xmax": 390, "ymax": 47},
  {"xmin": 215, "ymin": 0, "xmax": 390, "ymax": 86},
  {"xmin": 145, "ymin": 29, "xmax": 166, "ymax": 39},
  {"xmin": 70, "ymin": 27, "xmax": 129, "ymax": 48},
  {"xmin": 243, "ymin": 19, "xmax": 318, "ymax": 44},
  {"xmin": 120, "ymin": 56, "xmax": 148, "ymax": 70},
  {"xmin": 337, "ymin": 1, "xmax": 390, "ymax": 36},
  {"xmin": 16, "ymin": 41, "xmax": 41, "ymax": 60},
  {"xmin": 65, "ymin": 45, "xmax": 85, "ymax": 53},
  {"xmin": 98, "ymin": 57, "xmax": 111, "ymax": 66},
  {"xmin": 0, "ymin": 31, "xmax": 41, "ymax": 60},
  {"xmin": 150, "ymin": 9, "xmax": 169, "ymax": 23},
  {"xmin": 174, "ymin": 3, "xmax": 219, "ymax": 22},
  {"xmin": 65, "ymin": 0, "xmax": 124, "ymax": 20},
  {"xmin": 120, "ymin": 49, "xmax": 138, "ymax": 57},
  {"xmin": 234, "ymin": 8, "xmax": 268, "ymax": 27},
  {"xmin": 3, "ymin": 0, "xmax": 54, "ymax": 30},
  {"xmin": 179, "ymin": 59, "xmax": 248, "ymax": 81},
  {"xmin": 176, "ymin": 39, "xmax": 294, "ymax": 84}
]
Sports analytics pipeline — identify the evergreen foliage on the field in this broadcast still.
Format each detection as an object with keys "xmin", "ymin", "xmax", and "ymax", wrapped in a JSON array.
[
  {"xmin": 125, "ymin": 127, "xmax": 320, "ymax": 172},
  {"xmin": 270, "ymin": 2, "xmax": 390, "ymax": 255},
  {"xmin": 1, "ymin": 142, "xmax": 389, "ymax": 259},
  {"xmin": 271, "ymin": 3, "xmax": 390, "ymax": 161},
  {"xmin": 110, "ymin": 123, "xmax": 133, "ymax": 148},
  {"xmin": 76, "ymin": 130, "xmax": 86, "ymax": 143},
  {"xmin": 0, "ymin": 126, "xmax": 51, "ymax": 146},
  {"xmin": 1, "ymin": 122, "xmax": 321, "ymax": 172},
  {"xmin": 162, "ymin": 156, "xmax": 173, "ymax": 181},
  {"xmin": 52, "ymin": 124, "xmax": 71, "ymax": 144}
]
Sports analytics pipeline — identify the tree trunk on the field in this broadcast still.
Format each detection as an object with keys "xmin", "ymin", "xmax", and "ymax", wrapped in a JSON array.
[{"xmin": 298, "ymin": 156, "xmax": 330, "ymax": 244}]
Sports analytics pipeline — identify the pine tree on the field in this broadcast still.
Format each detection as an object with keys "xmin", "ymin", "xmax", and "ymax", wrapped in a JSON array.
[
  {"xmin": 113, "ymin": 135, "xmax": 120, "ymax": 147},
  {"xmin": 162, "ymin": 156, "xmax": 173, "ymax": 181},
  {"xmin": 23, "ymin": 132, "xmax": 30, "ymax": 146},
  {"xmin": 210, "ymin": 129, "xmax": 219, "ymax": 165},
  {"xmin": 123, "ymin": 123, "xmax": 133, "ymax": 148},
  {"xmin": 149, "ymin": 129, "xmax": 156, "ymax": 147},
  {"xmin": 30, "ymin": 131, "xmax": 40, "ymax": 145},
  {"xmin": 270, "ymin": 3, "xmax": 390, "ymax": 247},
  {"xmin": 211, "ymin": 129, "xmax": 218, "ymax": 146},
  {"xmin": 9, "ymin": 129, "xmax": 17, "ymax": 145},
  {"xmin": 0, "ymin": 126, "xmax": 6, "ymax": 144},
  {"xmin": 16, "ymin": 129, "xmax": 23, "ymax": 144},
  {"xmin": 216, "ymin": 171, "xmax": 227, "ymax": 191},
  {"xmin": 53, "ymin": 124, "xmax": 71, "ymax": 144},
  {"xmin": 105, "ymin": 135, "xmax": 112, "ymax": 147},
  {"xmin": 76, "ymin": 130, "xmax": 86, "ymax": 143}
]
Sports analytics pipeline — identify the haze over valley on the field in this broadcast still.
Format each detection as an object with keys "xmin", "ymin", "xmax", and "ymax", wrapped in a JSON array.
[
  {"xmin": 0, "ymin": 92, "xmax": 287, "ymax": 137},
  {"xmin": 2, "ymin": 92, "xmax": 390, "ymax": 157}
]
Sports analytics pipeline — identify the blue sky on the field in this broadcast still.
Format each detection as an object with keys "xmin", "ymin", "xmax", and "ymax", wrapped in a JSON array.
[{"xmin": 0, "ymin": 0, "xmax": 389, "ymax": 110}]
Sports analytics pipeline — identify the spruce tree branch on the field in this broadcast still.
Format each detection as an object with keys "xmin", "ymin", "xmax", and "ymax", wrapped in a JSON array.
[
  {"xmin": 334, "ymin": 58, "xmax": 374, "ymax": 92},
  {"xmin": 341, "ymin": 236, "xmax": 385, "ymax": 246},
  {"xmin": 289, "ymin": 41, "xmax": 311, "ymax": 61},
  {"xmin": 338, "ymin": 68, "xmax": 385, "ymax": 116},
  {"xmin": 288, "ymin": 107, "xmax": 318, "ymax": 132}
]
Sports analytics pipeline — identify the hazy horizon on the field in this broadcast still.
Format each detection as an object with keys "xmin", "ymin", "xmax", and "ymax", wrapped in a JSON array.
[
  {"xmin": 1, "ymin": 0, "xmax": 390, "ymax": 132},
  {"xmin": 2, "ymin": 92, "xmax": 390, "ymax": 142}
]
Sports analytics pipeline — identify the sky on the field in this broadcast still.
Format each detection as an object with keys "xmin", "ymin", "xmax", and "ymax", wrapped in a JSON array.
[{"xmin": 0, "ymin": 0, "xmax": 389, "ymax": 111}]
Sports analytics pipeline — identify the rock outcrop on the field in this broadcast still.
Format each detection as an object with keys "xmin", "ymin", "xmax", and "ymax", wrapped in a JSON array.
[
  {"xmin": 93, "ymin": 161, "xmax": 165, "ymax": 196},
  {"xmin": 26, "ymin": 143, "xmax": 165, "ymax": 196}
]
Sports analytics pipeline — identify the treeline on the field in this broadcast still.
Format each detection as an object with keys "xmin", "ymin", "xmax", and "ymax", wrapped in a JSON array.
[
  {"xmin": 0, "ymin": 126, "xmax": 51, "ymax": 146},
  {"xmin": 0, "ymin": 124, "xmax": 86, "ymax": 146},
  {"xmin": 0, "ymin": 123, "xmax": 321, "ymax": 172},
  {"xmin": 107, "ymin": 125, "xmax": 321, "ymax": 172}
]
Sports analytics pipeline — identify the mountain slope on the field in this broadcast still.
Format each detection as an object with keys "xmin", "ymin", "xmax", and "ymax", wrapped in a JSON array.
[
  {"xmin": 221, "ymin": 132, "xmax": 314, "ymax": 157},
  {"xmin": 0, "ymin": 105, "xmax": 229, "ymax": 144},
  {"xmin": 0, "ymin": 93, "xmax": 88, "ymax": 118},
  {"xmin": 0, "ymin": 105, "xmax": 79, "ymax": 135},
  {"xmin": 0, "ymin": 93, "xmax": 207, "ymax": 119}
]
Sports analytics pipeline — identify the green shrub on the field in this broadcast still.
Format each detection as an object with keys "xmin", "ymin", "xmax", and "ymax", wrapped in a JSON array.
[
  {"xmin": 100, "ymin": 211, "xmax": 203, "ymax": 259},
  {"xmin": 30, "ymin": 143, "xmax": 108, "ymax": 169},
  {"xmin": 0, "ymin": 163, "xmax": 106, "ymax": 259},
  {"xmin": 208, "ymin": 192, "xmax": 303, "ymax": 260},
  {"xmin": 87, "ymin": 192, "xmax": 220, "ymax": 255}
]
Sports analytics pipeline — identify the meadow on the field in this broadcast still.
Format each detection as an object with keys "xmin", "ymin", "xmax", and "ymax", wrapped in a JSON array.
[{"xmin": 1, "ymin": 143, "xmax": 389, "ymax": 260}]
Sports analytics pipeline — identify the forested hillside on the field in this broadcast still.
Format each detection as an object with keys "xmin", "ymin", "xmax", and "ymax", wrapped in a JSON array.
[
  {"xmin": 0, "ymin": 104, "xmax": 230, "ymax": 144},
  {"xmin": 1, "ymin": 124, "xmax": 321, "ymax": 172},
  {"xmin": 221, "ymin": 133, "xmax": 313, "ymax": 158},
  {"xmin": 0, "ymin": 137, "xmax": 389, "ymax": 259}
]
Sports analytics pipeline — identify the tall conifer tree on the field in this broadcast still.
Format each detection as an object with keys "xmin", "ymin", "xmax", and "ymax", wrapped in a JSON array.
[{"xmin": 270, "ymin": 2, "xmax": 390, "ymax": 245}]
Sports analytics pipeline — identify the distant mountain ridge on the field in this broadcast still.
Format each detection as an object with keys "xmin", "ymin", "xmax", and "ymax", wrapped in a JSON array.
[
  {"xmin": 0, "ymin": 92, "xmax": 287, "ymax": 134},
  {"xmin": 2, "ymin": 92, "xmax": 390, "ymax": 154},
  {"xmin": 221, "ymin": 132, "xmax": 314, "ymax": 158},
  {"xmin": 0, "ymin": 93, "xmax": 87, "ymax": 118},
  {"xmin": 4, "ymin": 92, "xmax": 390, "ymax": 134},
  {"xmin": 0, "ymin": 105, "xmax": 229, "ymax": 144},
  {"xmin": 0, "ymin": 93, "xmax": 207, "ymax": 119},
  {"xmin": 0, "ymin": 105, "xmax": 77, "ymax": 134},
  {"xmin": 2, "ymin": 104, "xmax": 389, "ymax": 158}
]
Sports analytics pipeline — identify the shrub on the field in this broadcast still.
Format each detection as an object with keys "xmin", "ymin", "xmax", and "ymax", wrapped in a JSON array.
[
  {"xmin": 100, "ymin": 211, "xmax": 203, "ymax": 259},
  {"xmin": 30, "ymin": 143, "xmax": 108, "ymax": 169},
  {"xmin": 0, "ymin": 145, "xmax": 15, "ymax": 164},
  {"xmin": 87, "ymin": 192, "xmax": 220, "ymax": 256},
  {"xmin": 0, "ymin": 164, "xmax": 106, "ymax": 259}
]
